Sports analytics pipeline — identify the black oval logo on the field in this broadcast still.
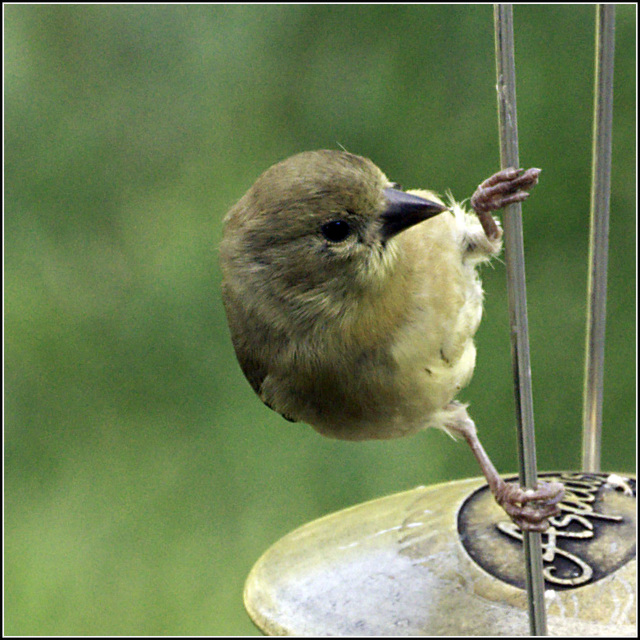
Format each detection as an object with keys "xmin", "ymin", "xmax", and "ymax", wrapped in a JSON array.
[{"xmin": 457, "ymin": 472, "xmax": 636, "ymax": 590}]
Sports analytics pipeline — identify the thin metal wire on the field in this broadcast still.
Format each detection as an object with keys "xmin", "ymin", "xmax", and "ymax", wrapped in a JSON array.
[
  {"xmin": 493, "ymin": 4, "xmax": 547, "ymax": 635},
  {"xmin": 582, "ymin": 4, "xmax": 616, "ymax": 473}
]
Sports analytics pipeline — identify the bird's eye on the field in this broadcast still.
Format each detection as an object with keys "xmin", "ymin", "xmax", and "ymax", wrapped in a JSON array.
[
  {"xmin": 389, "ymin": 182, "xmax": 403, "ymax": 191},
  {"xmin": 321, "ymin": 220, "xmax": 352, "ymax": 243}
]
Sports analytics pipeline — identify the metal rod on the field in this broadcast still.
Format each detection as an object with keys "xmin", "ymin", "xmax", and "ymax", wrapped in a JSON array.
[
  {"xmin": 493, "ymin": 5, "xmax": 547, "ymax": 635},
  {"xmin": 582, "ymin": 4, "xmax": 616, "ymax": 473}
]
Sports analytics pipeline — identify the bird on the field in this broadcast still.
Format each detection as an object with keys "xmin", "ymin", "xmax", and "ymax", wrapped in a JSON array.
[{"xmin": 220, "ymin": 149, "xmax": 563, "ymax": 531}]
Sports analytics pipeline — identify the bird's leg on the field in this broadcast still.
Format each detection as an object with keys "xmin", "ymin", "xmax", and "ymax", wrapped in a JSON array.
[
  {"xmin": 470, "ymin": 167, "xmax": 541, "ymax": 240},
  {"xmin": 445, "ymin": 402, "xmax": 564, "ymax": 532}
]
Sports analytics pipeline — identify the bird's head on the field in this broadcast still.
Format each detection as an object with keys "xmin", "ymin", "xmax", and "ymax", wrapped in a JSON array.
[{"xmin": 221, "ymin": 150, "xmax": 447, "ymax": 328}]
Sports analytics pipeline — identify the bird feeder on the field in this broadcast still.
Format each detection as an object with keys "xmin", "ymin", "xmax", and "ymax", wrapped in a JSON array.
[{"xmin": 243, "ymin": 5, "xmax": 635, "ymax": 635}]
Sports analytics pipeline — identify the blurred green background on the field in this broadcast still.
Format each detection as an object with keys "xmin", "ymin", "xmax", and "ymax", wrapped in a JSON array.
[{"xmin": 5, "ymin": 4, "xmax": 636, "ymax": 635}]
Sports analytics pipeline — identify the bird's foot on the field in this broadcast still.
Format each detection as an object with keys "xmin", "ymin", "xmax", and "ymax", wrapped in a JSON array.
[
  {"xmin": 492, "ymin": 477, "xmax": 564, "ymax": 532},
  {"xmin": 445, "ymin": 401, "xmax": 563, "ymax": 532},
  {"xmin": 471, "ymin": 167, "xmax": 541, "ymax": 213},
  {"xmin": 446, "ymin": 401, "xmax": 564, "ymax": 531},
  {"xmin": 470, "ymin": 167, "xmax": 541, "ymax": 240}
]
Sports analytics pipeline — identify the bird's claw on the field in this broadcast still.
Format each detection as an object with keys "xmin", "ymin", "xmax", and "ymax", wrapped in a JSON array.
[
  {"xmin": 493, "ymin": 479, "xmax": 564, "ymax": 532},
  {"xmin": 470, "ymin": 167, "xmax": 541, "ymax": 240},
  {"xmin": 471, "ymin": 167, "xmax": 541, "ymax": 214}
]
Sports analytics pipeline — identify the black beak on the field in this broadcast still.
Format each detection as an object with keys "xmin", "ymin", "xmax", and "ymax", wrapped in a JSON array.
[{"xmin": 381, "ymin": 187, "xmax": 448, "ymax": 241}]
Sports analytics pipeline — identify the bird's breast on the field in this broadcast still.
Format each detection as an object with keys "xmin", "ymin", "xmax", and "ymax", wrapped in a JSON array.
[{"xmin": 277, "ymin": 213, "xmax": 485, "ymax": 439}]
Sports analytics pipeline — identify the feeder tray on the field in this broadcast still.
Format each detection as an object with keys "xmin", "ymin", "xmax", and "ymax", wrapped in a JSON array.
[{"xmin": 245, "ymin": 473, "xmax": 636, "ymax": 636}]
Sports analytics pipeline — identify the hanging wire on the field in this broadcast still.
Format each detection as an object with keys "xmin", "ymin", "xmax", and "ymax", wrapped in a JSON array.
[
  {"xmin": 493, "ymin": 5, "xmax": 548, "ymax": 635},
  {"xmin": 582, "ymin": 4, "xmax": 616, "ymax": 473}
]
